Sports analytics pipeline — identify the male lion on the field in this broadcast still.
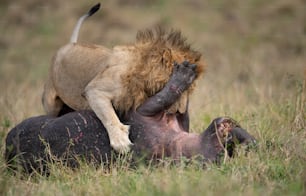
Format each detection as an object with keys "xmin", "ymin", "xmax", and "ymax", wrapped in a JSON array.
[{"xmin": 42, "ymin": 3, "xmax": 205, "ymax": 153}]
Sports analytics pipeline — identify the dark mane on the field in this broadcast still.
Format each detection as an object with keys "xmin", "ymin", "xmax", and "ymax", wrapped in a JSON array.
[
  {"xmin": 136, "ymin": 26, "xmax": 192, "ymax": 52},
  {"xmin": 117, "ymin": 26, "xmax": 205, "ymax": 114}
]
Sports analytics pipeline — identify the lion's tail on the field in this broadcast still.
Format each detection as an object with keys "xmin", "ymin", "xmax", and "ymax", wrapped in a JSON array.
[{"xmin": 70, "ymin": 3, "xmax": 101, "ymax": 43}]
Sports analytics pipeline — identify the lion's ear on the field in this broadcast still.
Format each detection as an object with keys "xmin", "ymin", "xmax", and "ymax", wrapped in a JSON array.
[{"xmin": 162, "ymin": 48, "xmax": 172, "ymax": 67}]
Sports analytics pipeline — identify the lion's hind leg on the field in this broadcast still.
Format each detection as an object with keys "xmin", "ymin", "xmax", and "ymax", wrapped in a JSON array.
[{"xmin": 42, "ymin": 79, "xmax": 65, "ymax": 117}]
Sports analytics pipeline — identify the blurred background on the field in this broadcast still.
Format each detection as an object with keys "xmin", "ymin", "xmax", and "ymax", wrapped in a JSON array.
[{"xmin": 0, "ymin": 0, "xmax": 305, "ymax": 131}]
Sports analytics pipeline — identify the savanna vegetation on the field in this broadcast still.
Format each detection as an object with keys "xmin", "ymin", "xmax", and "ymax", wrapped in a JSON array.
[{"xmin": 0, "ymin": 0, "xmax": 305, "ymax": 195}]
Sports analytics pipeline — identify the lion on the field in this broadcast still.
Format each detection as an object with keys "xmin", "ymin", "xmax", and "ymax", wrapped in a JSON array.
[{"xmin": 42, "ymin": 3, "xmax": 205, "ymax": 153}]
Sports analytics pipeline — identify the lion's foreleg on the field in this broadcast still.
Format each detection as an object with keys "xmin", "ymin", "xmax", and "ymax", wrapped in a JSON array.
[{"xmin": 85, "ymin": 89, "xmax": 132, "ymax": 153}]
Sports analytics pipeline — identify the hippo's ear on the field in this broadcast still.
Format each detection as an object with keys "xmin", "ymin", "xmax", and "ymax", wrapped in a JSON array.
[
  {"xmin": 225, "ymin": 127, "xmax": 257, "ymax": 158},
  {"xmin": 227, "ymin": 128, "xmax": 257, "ymax": 155},
  {"xmin": 230, "ymin": 127, "xmax": 257, "ymax": 145}
]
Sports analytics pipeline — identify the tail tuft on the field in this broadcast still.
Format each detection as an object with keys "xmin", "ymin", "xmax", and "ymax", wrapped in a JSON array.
[
  {"xmin": 88, "ymin": 3, "xmax": 101, "ymax": 16},
  {"xmin": 70, "ymin": 3, "xmax": 101, "ymax": 43}
]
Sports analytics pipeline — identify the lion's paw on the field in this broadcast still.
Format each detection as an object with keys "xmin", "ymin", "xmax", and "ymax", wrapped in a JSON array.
[{"xmin": 108, "ymin": 124, "xmax": 132, "ymax": 154}]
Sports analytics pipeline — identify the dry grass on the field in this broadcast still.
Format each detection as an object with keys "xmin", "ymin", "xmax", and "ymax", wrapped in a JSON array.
[{"xmin": 0, "ymin": 0, "xmax": 305, "ymax": 195}]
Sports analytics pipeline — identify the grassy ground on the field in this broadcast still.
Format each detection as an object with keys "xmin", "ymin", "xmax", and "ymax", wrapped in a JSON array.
[{"xmin": 0, "ymin": 0, "xmax": 305, "ymax": 195}]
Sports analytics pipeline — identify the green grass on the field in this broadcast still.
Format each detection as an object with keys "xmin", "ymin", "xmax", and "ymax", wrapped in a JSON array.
[{"xmin": 0, "ymin": 0, "xmax": 305, "ymax": 195}]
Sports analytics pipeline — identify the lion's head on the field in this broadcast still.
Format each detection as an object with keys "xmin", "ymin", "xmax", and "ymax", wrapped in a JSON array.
[{"xmin": 116, "ymin": 27, "xmax": 206, "ymax": 114}]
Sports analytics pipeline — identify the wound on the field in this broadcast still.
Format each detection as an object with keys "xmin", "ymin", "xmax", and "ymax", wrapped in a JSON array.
[
  {"xmin": 73, "ymin": 132, "xmax": 84, "ymax": 143},
  {"xmin": 169, "ymin": 84, "xmax": 182, "ymax": 95}
]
